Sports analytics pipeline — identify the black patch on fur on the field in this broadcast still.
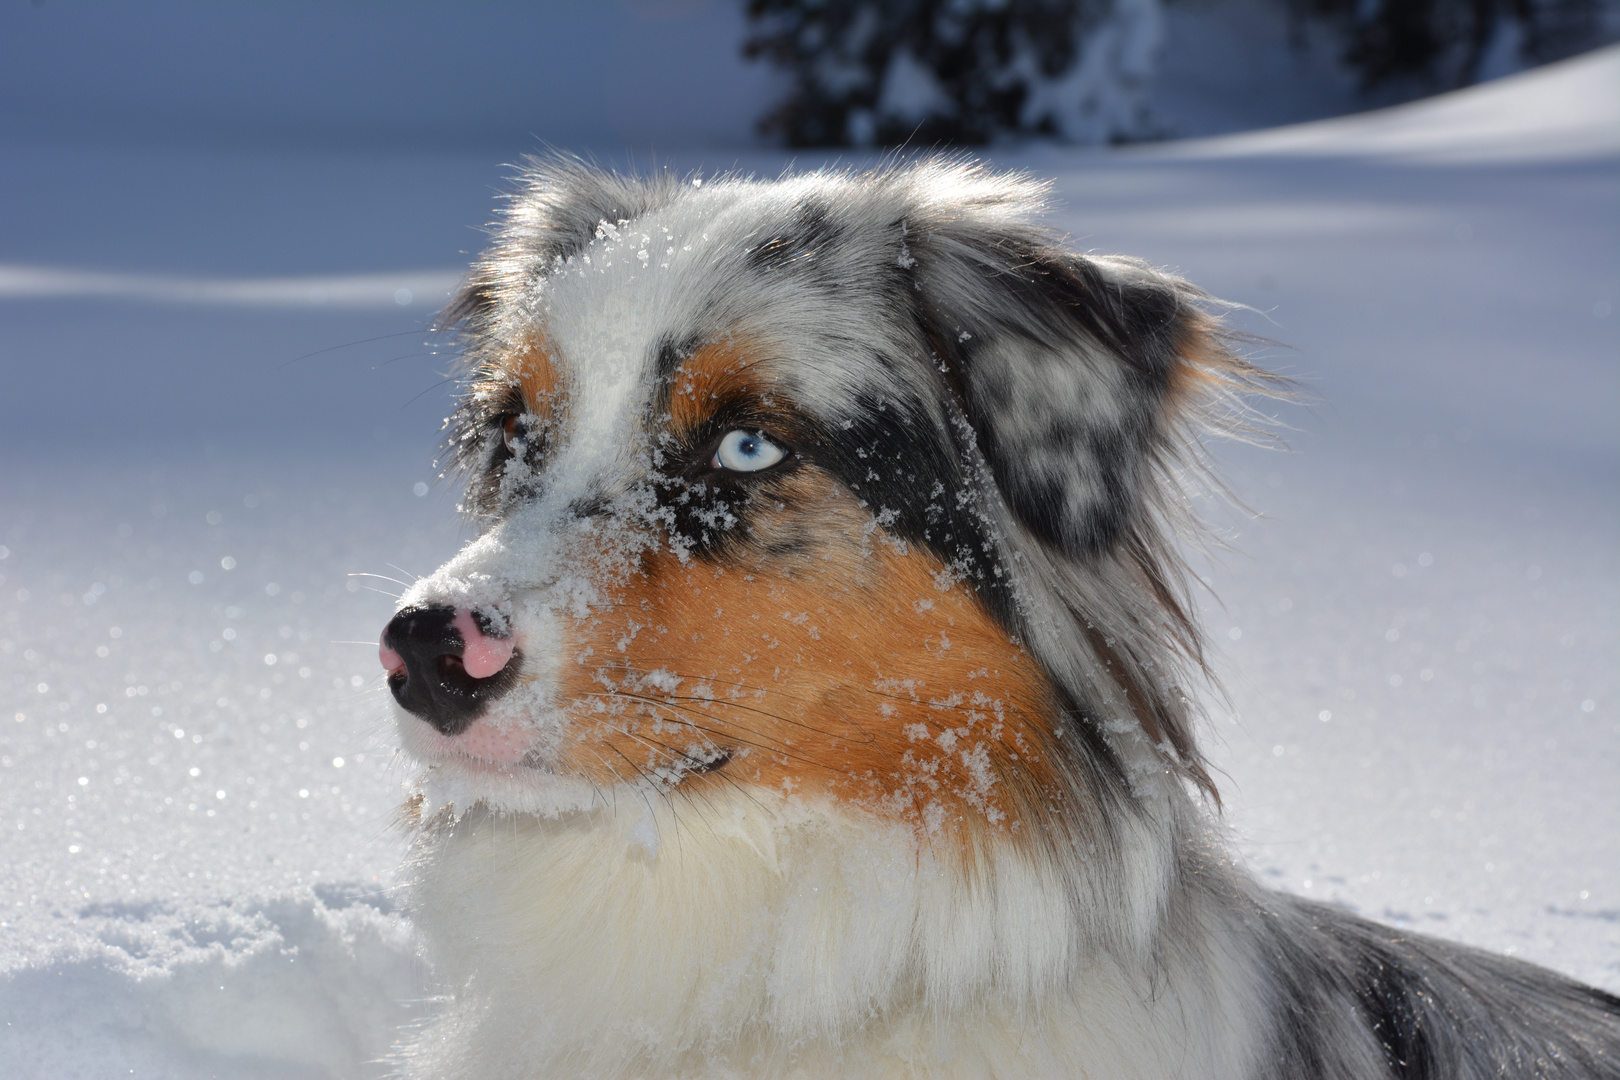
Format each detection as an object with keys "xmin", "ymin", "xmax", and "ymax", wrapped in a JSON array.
[
  {"xmin": 651, "ymin": 333, "xmax": 710, "ymax": 413},
  {"xmin": 1050, "ymin": 682, "xmax": 1128, "ymax": 799},
  {"xmin": 919, "ymin": 247, "xmax": 1187, "ymax": 558},
  {"xmin": 656, "ymin": 474, "xmax": 790, "ymax": 560},
  {"xmin": 654, "ymin": 337, "xmax": 687, "ymax": 384},
  {"xmin": 567, "ymin": 493, "xmax": 610, "ymax": 520},
  {"xmin": 1253, "ymin": 896, "xmax": 1620, "ymax": 1080},
  {"xmin": 441, "ymin": 280, "xmax": 498, "ymax": 328},
  {"xmin": 685, "ymin": 748, "xmax": 731, "ymax": 775},
  {"xmin": 747, "ymin": 196, "xmax": 842, "ymax": 273},
  {"xmin": 1349, "ymin": 941, "xmax": 1439, "ymax": 1078},
  {"xmin": 802, "ymin": 384, "xmax": 1021, "ymax": 632},
  {"xmin": 759, "ymin": 536, "xmax": 809, "ymax": 558}
]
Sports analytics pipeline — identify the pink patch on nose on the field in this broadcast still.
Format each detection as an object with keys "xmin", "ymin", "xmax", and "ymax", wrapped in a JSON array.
[
  {"xmin": 451, "ymin": 608, "xmax": 515, "ymax": 680},
  {"xmin": 379, "ymin": 638, "xmax": 405, "ymax": 676}
]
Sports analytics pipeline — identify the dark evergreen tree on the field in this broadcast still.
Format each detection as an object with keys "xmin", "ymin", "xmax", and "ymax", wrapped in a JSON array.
[
  {"xmin": 742, "ymin": 0, "xmax": 1165, "ymax": 147},
  {"xmin": 1288, "ymin": 0, "xmax": 1608, "ymax": 90}
]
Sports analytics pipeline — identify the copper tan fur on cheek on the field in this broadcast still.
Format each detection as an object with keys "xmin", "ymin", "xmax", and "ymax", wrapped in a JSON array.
[{"xmin": 551, "ymin": 477, "xmax": 1066, "ymax": 843}]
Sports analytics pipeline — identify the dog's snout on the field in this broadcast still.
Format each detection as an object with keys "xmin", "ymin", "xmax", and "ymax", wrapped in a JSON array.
[{"xmin": 381, "ymin": 605, "xmax": 519, "ymax": 736}]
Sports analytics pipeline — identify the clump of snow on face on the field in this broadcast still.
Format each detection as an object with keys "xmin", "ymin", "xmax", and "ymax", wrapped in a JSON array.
[
  {"xmin": 957, "ymin": 742, "xmax": 1003, "ymax": 824},
  {"xmin": 858, "ymin": 506, "xmax": 909, "ymax": 558},
  {"xmin": 495, "ymin": 410, "xmax": 554, "ymax": 507},
  {"xmin": 633, "ymin": 667, "xmax": 682, "ymax": 694},
  {"xmin": 896, "ymin": 224, "xmax": 917, "ymax": 269}
]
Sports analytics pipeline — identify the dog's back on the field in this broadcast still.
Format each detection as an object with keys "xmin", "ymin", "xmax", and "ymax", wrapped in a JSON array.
[{"xmin": 1256, "ymin": 893, "xmax": 1620, "ymax": 1078}]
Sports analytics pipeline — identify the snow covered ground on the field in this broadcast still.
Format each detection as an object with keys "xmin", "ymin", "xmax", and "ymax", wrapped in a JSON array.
[{"xmin": 2, "ymin": 43, "xmax": 1616, "ymax": 1079}]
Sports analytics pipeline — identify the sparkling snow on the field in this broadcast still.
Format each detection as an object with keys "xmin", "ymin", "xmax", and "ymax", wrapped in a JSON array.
[{"xmin": 2, "ymin": 44, "xmax": 1616, "ymax": 1079}]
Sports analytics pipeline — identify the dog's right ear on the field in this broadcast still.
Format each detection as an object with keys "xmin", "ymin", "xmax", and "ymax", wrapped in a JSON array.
[
  {"xmin": 906, "ymin": 207, "xmax": 1226, "ymax": 561},
  {"xmin": 899, "ymin": 172, "xmax": 1280, "ymax": 802}
]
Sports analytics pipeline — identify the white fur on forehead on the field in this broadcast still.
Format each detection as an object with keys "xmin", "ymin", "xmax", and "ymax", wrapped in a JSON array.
[{"xmin": 486, "ymin": 160, "xmax": 1059, "ymax": 423}]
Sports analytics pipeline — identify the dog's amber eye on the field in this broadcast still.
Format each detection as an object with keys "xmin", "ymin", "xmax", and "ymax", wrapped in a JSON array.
[
  {"xmin": 501, "ymin": 415, "xmax": 524, "ymax": 455},
  {"xmin": 711, "ymin": 430, "xmax": 786, "ymax": 472}
]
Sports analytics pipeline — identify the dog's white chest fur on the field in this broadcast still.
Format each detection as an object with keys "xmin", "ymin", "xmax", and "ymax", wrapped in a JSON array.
[{"xmin": 404, "ymin": 791, "xmax": 1262, "ymax": 1080}]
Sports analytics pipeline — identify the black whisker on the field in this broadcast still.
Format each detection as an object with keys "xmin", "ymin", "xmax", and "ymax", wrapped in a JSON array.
[
  {"xmin": 661, "ymin": 690, "xmax": 869, "ymax": 744},
  {"xmin": 677, "ymin": 761, "xmax": 774, "ymax": 818},
  {"xmin": 590, "ymin": 668, "xmax": 863, "ymax": 742},
  {"xmin": 602, "ymin": 740, "xmax": 652, "ymax": 789},
  {"xmin": 599, "ymin": 691, "xmax": 857, "ymax": 778},
  {"xmin": 604, "ymin": 741, "xmax": 677, "ymax": 835},
  {"xmin": 403, "ymin": 378, "xmax": 457, "ymax": 408}
]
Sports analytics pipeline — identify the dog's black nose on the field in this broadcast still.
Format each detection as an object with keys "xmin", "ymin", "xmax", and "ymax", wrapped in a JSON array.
[{"xmin": 380, "ymin": 605, "xmax": 519, "ymax": 736}]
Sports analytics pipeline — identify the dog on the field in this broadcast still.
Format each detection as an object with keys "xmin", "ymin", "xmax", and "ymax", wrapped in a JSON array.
[{"xmin": 380, "ymin": 158, "xmax": 1620, "ymax": 1079}]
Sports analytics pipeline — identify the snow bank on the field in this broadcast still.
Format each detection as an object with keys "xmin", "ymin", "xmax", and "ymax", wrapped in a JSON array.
[
  {"xmin": 1169, "ymin": 42, "xmax": 1620, "ymax": 163},
  {"xmin": 1, "ymin": 451, "xmax": 458, "ymax": 1077},
  {"xmin": 0, "ymin": 886, "xmax": 420, "ymax": 1079}
]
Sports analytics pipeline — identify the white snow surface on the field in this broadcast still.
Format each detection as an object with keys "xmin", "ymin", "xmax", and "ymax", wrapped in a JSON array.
[{"xmin": 2, "ymin": 45, "xmax": 1617, "ymax": 1078}]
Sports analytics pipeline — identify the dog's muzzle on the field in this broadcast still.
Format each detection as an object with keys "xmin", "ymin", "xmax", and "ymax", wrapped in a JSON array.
[{"xmin": 379, "ymin": 605, "xmax": 520, "ymax": 736}]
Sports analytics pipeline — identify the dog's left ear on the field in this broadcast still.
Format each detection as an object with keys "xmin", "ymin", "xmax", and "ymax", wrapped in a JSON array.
[{"xmin": 910, "ymin": 222, "xmax": 1213, "ymax": 560}]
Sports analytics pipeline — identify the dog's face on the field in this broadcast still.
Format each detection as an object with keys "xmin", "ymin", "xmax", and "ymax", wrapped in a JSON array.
[{"xmin": 384, "ymin": 161, "xmax": 1251, "ymax": 843}]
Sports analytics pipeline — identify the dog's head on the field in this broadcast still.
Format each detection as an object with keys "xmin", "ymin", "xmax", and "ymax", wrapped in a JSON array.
[{"xmin": 383, "ymin": 159, "xmax": 1269, "ymax": 843}]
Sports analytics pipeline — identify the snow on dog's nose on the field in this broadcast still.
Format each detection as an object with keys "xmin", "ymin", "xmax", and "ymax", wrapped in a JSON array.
[{"xmin": 380, "ymin": 605, "xmax": 518, "ymax": 736}]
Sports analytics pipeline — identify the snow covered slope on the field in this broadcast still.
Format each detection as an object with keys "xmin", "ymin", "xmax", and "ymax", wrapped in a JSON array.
[
  {"xmin": 1172, "ymin": 41, "xmax": 1620, "ymax": 162},
  {"xmin": 2, "ymin": 47, "xmax": 1616, "ymax": 1079}
]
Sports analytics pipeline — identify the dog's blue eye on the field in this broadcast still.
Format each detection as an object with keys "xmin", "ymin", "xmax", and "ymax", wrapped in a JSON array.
[{"xmin": 711, "ymin": 430, "xmax": 785, "ymax": 472}]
